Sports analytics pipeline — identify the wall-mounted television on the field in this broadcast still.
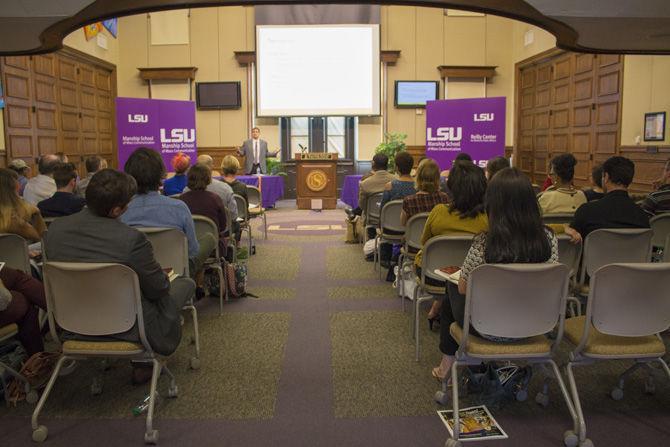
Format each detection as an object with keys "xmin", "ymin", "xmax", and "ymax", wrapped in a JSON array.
[
  {"xmin": 394, "ymin": 80, "xmax": 440, "ymax": 108},
  {"xmin": 196, "ymin": 81, "xmax": 241, "ymax": 110}
]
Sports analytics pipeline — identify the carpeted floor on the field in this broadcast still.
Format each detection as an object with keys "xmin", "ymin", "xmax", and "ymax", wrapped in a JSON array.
[{"xmin": 1, "ymin": 202, "xmax": 669, "ymax": 446}]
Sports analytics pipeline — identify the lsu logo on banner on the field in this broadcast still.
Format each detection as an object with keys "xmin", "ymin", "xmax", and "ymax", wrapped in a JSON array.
[
  {"xmin": 473, "ymin": 113, "xmax": 494, "ymax": 122},
  {"xmin": 128, "ymin": 114, "xmax": 148, "ymax": 123},
  {"xmin": 160, "ymin": 129, "xmax": 195, "ymax": 143},
  {"xmin": 426, "ymin": 127, "xmax": 462, "ymax": 142}
]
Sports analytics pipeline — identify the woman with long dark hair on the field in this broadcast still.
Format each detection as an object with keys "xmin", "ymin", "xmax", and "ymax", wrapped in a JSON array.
[{"xmin": 432, "ymin": 167, "xmax": 558, "ymax": 382}]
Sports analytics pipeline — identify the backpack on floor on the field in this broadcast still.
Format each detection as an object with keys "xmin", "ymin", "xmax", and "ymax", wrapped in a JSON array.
[
  {"xmin": 464, "ymin": 362, "xmax": 533, "ymax": 410},
  {"xmin": 224, "ymin": 261, "xmax": 257, "ymax": 298}
]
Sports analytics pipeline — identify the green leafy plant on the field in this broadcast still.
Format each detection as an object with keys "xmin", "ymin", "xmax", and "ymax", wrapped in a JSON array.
[
  {"xmin": 265, "ymin": 157, "xmax": 287, "ymax": 176},
  {"xmin": 374, "ymin": 132, "xmax": 407, "ymax": 172}
]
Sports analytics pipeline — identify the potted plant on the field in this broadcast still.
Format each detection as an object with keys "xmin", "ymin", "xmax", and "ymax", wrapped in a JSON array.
[
  {"xmin": 265, "ymin": 157, "xmax": 287, "ymax": 176},
  {"xmin": 374, "ymin": 132, "xmax": 407, "ymax": 172}
]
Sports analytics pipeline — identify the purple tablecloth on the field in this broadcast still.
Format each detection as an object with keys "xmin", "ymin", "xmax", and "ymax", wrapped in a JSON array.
[
  {"xmin": 236, "ymin": 175, "xmax": 285, "ymax": 208},
  {"xmin": 340, "ymin": 175, "xmax": 363, "ymax": 209}
]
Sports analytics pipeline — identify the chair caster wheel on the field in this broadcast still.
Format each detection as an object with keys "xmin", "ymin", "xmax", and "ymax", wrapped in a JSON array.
[
  {"xmin": 610, "ymin": 387, "xmax": 623, "ymax": 401},
  {"xmin": 144, "ymin": 429, "xmax": 159, "ymax": 444},
  {"xmin": 168, "ymin": 384, "xmax": 179, "ymax": 398},
  {"xmin": 535, "ymin": 392, "xmax": 549, "ymax": 407},
  {"xmin": 516, "ymin": 389, "xmax": 528, "ymax": 402},
  {"xmin": 580, "ymin": 439, "xmax": 594, "ymax": 447},
  {"xmin": 91, "ymin": 380, "xmax": 103, "ymax": 396},
  {"xmin": 190, "ymin": 357, "xmax": 200, "ymax": 370},
  {"xmin": 26, "ymin": 389, "xmax": 39, "ymax": 404},
  {"xmin": 445, "ymin": 439, "xmax": 461, "ymax": 447},
  {"xmin": 434, "ymin": 390, "xmax": 449, "ymax": 406},
  {"xmin": 32, "ymin": 425, "xmax": 48, "ymax": 442},
  {"xmin": 563, "ymin": 430, "xmax": 578, "ymax": 447}
]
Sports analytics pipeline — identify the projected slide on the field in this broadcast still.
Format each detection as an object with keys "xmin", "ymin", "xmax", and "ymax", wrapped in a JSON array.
[{"xmin": 256, "ymin": 25, "xmax": 380, "ymax": 117}]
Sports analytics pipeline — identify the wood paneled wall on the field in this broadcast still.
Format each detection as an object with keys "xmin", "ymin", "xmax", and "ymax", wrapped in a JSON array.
[{"xmin": 1, "ymin": 47, "xmax": 117, "ymax": 174}]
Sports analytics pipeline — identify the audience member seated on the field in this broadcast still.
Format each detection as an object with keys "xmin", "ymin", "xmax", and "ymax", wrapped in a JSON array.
[
  {"xmin": 432, "ymin": 167, "xmax": 559, "ymax": 382},
  {"xmin": 0, "ymin": 266, "xmax": 46, "ymax": 356},
  {"xmin": 416, "ymin": 161, "xmax": 488, "ymax": 327},
  {"xmin": 566, "ymin": 156, "xmax": 650, "ymax": 239},
  {"xmin": 120, "ymin": 148, "xmax": 215, "ymax": 281},
  {"xmin": 185, "ymin": 156, "xmax": 238, "ymax": 221},
  {"xmin": 8, "ymin": 159, "xmax": 30, "ymax": 196},
  {"xmin": 220, "ymin": 155, "xmax": 247, "ymax": 244},
  {"xmin": 55, "ymin": 152, "xmax": 68, "ymax": 163},
  {"xmin": 583, "ymin": 164, "xmax": 605, "ymax": 202},
  {"xmin": 163, "ymin": 153, "xmax": 191, "ymax": 196},
  {"xmin": 180, "ymin": 164, "xmax": 227, "ymax": 258},
  {"xmin": 640, "ymin": 158, "xmax": 670, "ymax": 216},
  {"xmin": 0, "ymin": 169, "xmax": 46, "ymax": 242},
  {"xmin": 37, "ymin": 162, "xmax": 86, "ymax": 218},
  {"xmin": 358, "ymin": 153, "xmax": 395, "ymax": 236},
  {"xmin": 44, "ymin": 169, "xmax": 195, "ymax": 360},
  {"xmin": 400, "ymin": 159, "xmax": 450, "ymax": 226},
  {"xmin": 23, "ymin": 154, "xmax": 59, "ymax": 205},
  {"xmin": 440, "ymin": 153, "xmax": 473, "ymax": 181},
  {"xmin": 76, "ymin": 155, "xmax": 107, "ymax": 198},
  {"xmin": 197, "ymin": 154, "xmax": 222, "ymax": 177},
  {"xmin": 485, "ymin": 156, "xmax": 510, "ymax": 181},
  {"xmin": 538, "ymin": 153, "xmax": 587, "ymax": 214},
  {"xmin": 381, "ymin": 151, "xmax": 416, "ymax": 208}
]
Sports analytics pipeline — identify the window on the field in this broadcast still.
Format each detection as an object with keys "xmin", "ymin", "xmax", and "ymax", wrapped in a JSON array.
[{"xmin": 280, "ymin": 116, "xmax": 355, "ymax": 160}]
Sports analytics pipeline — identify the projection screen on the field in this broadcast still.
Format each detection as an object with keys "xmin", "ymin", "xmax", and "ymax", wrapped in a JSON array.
[{"xmin": 256, "ymin": 24, "xmax": 381, "ymax": 117}]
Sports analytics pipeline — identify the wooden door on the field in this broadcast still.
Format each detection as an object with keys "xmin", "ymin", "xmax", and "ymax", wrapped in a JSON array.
[{"xmin": 2, "ymin": 56, "xmax": 34, "ymax": 168}]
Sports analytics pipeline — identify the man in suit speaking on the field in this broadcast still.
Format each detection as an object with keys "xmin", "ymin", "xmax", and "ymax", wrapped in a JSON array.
[{"xmin": 238, "ymin": 127, "xmax": 279, "ymax": 175}]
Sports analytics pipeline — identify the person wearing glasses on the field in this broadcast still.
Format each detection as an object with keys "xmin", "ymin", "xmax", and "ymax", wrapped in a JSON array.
[{"xmin": 537, "ymin": 153, "xmax": 587, "ymax": 214}]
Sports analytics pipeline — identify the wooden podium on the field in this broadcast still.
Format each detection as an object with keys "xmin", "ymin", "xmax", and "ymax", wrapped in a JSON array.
[{"xmin": 295, "ymin": 153, "xmax": 338, "ymax": 209}]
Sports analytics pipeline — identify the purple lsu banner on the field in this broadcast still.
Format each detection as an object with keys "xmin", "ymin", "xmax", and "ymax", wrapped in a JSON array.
[
  {"xmin": 425, "ymin": 97, "xmax": 506, "ymax": 170},
  {"xmin": 116, "ymin": 97, "xmax": 196, "ymax": 172}
]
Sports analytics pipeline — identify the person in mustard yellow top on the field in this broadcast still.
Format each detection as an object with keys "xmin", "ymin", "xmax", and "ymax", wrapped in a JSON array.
[
  {"xmin": 415, "ymin": 161, "xmax": 489, "ymax": 328},
  {"xmin": 538, "ymin": 153, "xmax": 587, "ymax": 214}
]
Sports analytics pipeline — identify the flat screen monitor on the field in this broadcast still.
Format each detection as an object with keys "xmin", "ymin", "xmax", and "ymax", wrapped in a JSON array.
[
  {"xmin": 196, "ymin": 82, "xmax": 241, "ymax": 110},
  {"xmin": 256, "ymin": 24, "xmax": 381, "ymax": 117},
  {"xmin": 394, "ymin": 81, "xmax": 440, "ymax": 108}
]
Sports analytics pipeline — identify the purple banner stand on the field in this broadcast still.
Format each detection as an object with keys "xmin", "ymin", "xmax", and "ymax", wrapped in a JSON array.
[
  {"xmin": 236, "ymin": 175, "xmax": 285, "ymax": 208},
  {"xmin": 425, "ymin": 97, "xmax": 506, "ymax": 171},
  {"xmin": 116, "ymin": 97, "xmax": 196, "ymax": 172},
  {"xmin": 340, "ymin": 174, "xmax": 363, "ymax": 209}
]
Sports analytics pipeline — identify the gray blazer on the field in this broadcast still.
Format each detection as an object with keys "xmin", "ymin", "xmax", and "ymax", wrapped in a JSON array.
[
  {"xmin": 44, "ymin": 208, "xmax": 185, "ymax": 356},
  {"xmin": 239, "ymin": 138, "xmax": 277, "ymax": 174}
]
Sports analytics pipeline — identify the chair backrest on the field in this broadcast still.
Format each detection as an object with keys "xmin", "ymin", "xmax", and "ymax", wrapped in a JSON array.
[
  {"xmin": 650, "ymin": 213, "xmax": 670, "ymax": 248},
  {"xmin": 379, "ymin": 200, "xmax": 404, "ymax": 234},
  {"xmin": 556, "ymin": 233, "xmax": 582, "ymax": 278},
  {"xmin": 234, "ymin": 194, "xmax": 249, "ymax": 221},
  {"xmin": 405, "ymin": 212, "xmax": 429, "ymax": 252},
  {"xmin": 193, "ymin": 215, "xmax": 220, "ymax": 256},
  {"xmin": 137, "ymin": 227, "xmax": 189, "ymax": 277},
  {"xmin": 0, "ymin": 233, "xmax": 31, "ymax": 273},
  {"xmin": 587, "ymin": 263, "xmax": 670, "ymax": 338},
  {"xmin": 43, "ymin": 262, "xmax": 149, "ymax": 348},
  {"xmin": 466, "ymin": 263, "xmax": 569, "ymax": 339},
  {"xmin": 247, "ymin": 185, "xmax": 262, "ymax": 208},
  {"xmin": 582, "ymin": 228, "xmax": 652, "ymax": 278},
  {"xmin": 421, "ymin": 234, "xmax": 474, "ymax": 283},
  {"xmin": 365, "ymin": 192, "xmax": 384, "ymax": 226},
  {"xmin": 542, "ymin": 213, "xmax": 574, "ymax": 225}
]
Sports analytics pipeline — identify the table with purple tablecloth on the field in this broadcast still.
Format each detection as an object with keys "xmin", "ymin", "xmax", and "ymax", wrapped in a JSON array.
[
  {"xmin": 340, "ymin": 174, "xmax": 363, "ymax": 209},
  {"xmin": 236, "ymin": 175, "xmax": 284, "ymax": 208}
]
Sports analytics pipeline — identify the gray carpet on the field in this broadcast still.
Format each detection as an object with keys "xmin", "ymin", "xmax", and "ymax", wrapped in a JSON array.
[{"xmin": 1, "ymin": 203, "xmax": 669, "ymax": 446}]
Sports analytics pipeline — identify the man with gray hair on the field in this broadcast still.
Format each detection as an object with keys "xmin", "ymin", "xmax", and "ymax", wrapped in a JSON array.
[
  {"xmin": 196, "ymin": 154, "xmax": 221, "ymax": 177},
  {"xmin": 23, "ymin": 154, "xmax": 59, "ymax": 205}
]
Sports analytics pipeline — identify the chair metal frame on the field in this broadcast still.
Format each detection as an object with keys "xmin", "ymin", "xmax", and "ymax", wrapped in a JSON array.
[
  {"xmin": 234, "ymin": 193, "xmax": 253, "ymax": 254},
  {"xmin": 363, "ymin": 191, "xmax": 384, "ymax": 243},
  {"xmin": 564, "ymin": 263, "xmax": 670, "ymax": 447},
  {"xmin": 246, "ymin": 185, "xmax": 267, "ymax": 240},
  {"xmin": 33, "ymin": 262, "xmax": 178, "ymax": 444},
  {"xmin": 192, "ymin": 215, "xmax": 228, "ymax": 314},
  {"xmin": 444, "ymin": 263, "xmax": 578, "ymax": 447},
  {"xmin": 412, "ymin": 234, "xmax": 473, "ymax": 361},
  {"xmin": 373, "ymin": 200, "xmax": 404, "ymax": 279},
  {"xmin": 397, "ymin": 212, "xmax": 429, "ymax": 305},
  {"xmin": 556, "ymin": 233, "xmax": 583, "ymax": 317},
  {"xmin": 138, "ymin": 228, "xmax": 200, "ymax": 370}
]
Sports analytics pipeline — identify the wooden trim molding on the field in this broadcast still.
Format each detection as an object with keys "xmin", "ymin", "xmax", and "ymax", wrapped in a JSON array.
[
  {"xmin": 381, "ymin": 50, "xmax": 401, "ymax": 64},
  {"xmin": 138, "ymin": 67, "xmax": 197, "ymax": 81},
  {"xmin": 234, "ymin": 51, "xmax": 256, "ymax": 66},
  {"xmin": 438, "ymin": 65, "xmax": 497, "ymax": 79}
]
